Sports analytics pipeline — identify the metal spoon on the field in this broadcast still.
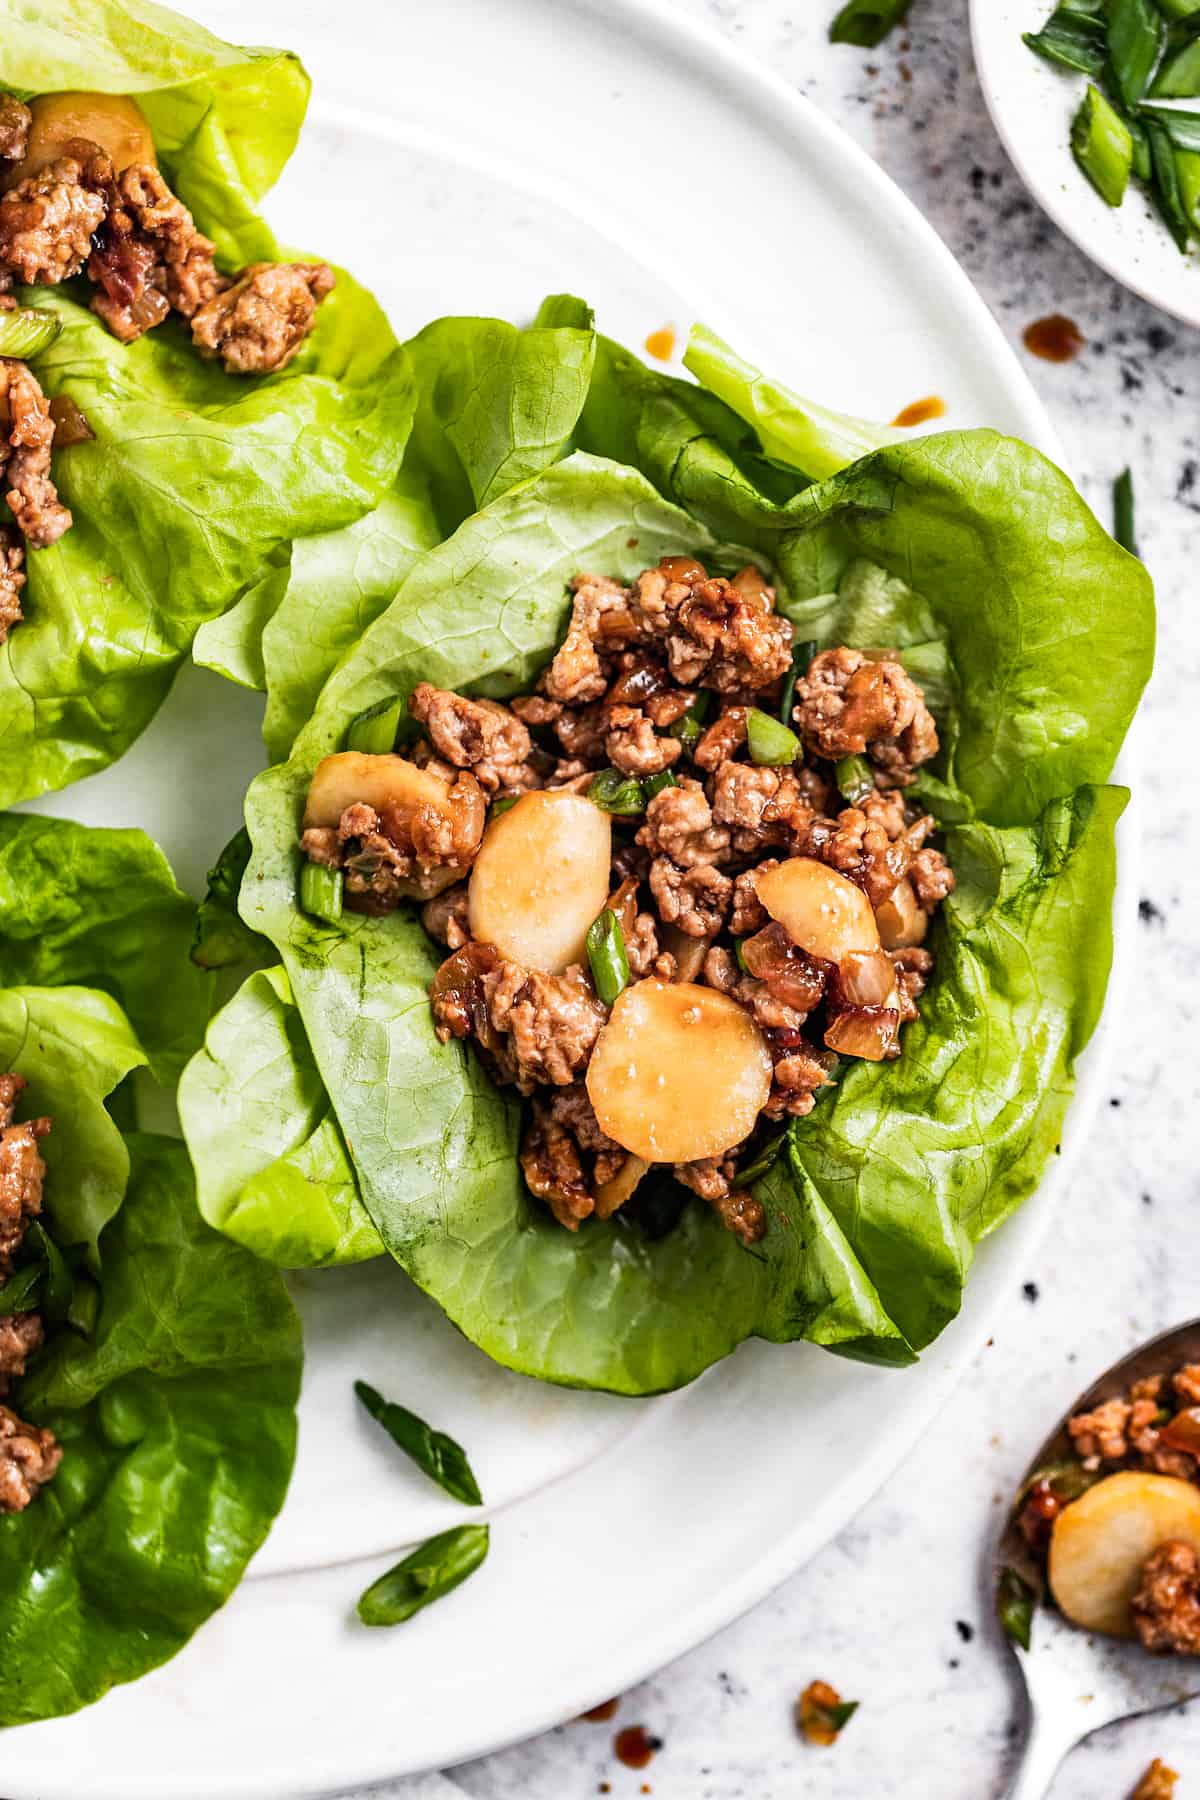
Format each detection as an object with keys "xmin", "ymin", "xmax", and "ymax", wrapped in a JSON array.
[{"xmin": 997, "ymin": 1320, "xmax": 1200, "ymax": 1799}]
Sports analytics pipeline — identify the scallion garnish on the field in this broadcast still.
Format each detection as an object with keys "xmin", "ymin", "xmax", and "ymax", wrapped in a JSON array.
[
  {"xmin": 829, "ymin": 0, "xmax": 910, "ymax": 48},
  {"xmin": 996, "ymin": 1565, "xmax": 1036, "ymax": 1652},
  {"xmin": 1070, "ymin": 85, "xmax": 1134, "ymax": 205},
  {"xmin": 490, "ymin": 794, "xmax": 519, "ymax": 817},
  {"xmin": 299, "ymin": 860, "xmax": 344, "ymax": 924},
  {"xmin": 1113, "ymin": 468, "xmax": 1138, "ymax": 555},
  {"xmin": 1107, "ymin": 0, "xmax": 1165, "ymax": 108},
  {"xmin": 644, "ymin": 768, "xmax": 678, "ymax": 799},
  {"xmin": 357, "ymin": 1524, "xmax": 490, "ymax": 1628},
  {"xmin": 667, "ymin": 690, "xmax": 713, "ymax": 752},
  {"xmin": 586, "ymin": 908, "xmax": 631, "ymax": 1006},
  {"xmin": 1146, "ymin": 113, "xmax": 1194, "ymax": 246},
  {"xmin": 1149, "ymin": 22, "xmax": 1200, "ymax": 94},
  {"xmin": 354, "ymin": 1380, "xmax": 483, "ymax": 1506},
  {"xmin": 779, "ymin": 637, "xmax": 816, "ymax": 726},
  {"xmin": 746, "ymin": 707, "xmax": 799, "ymax": 767},
  {"xmin": 588, "ymin": 768, "xmax": 646, "ymax": 816},
  {"xmin": 0, "ymin": 307, "xmax": 63, "ymax": 361},
  {"xmin": 1023, "ymin": 8, "xmax": 1108, "ymax": 77},
  {"xmin": 347, "ymin": 696, "xmax": 404, "ymax": 755},
  {"xmin": 835, "ymin": 753, "xmax": 876, "ymax": 806}
]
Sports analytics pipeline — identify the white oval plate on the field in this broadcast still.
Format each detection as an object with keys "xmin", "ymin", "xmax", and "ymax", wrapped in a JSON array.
[
  {"xmin": 4, "ymin": 0, "xmax": 1135, "ymax": 1793},
  {"xmin": 972, "ymin": 0, "xmax": 1200, "ymax": 325}
]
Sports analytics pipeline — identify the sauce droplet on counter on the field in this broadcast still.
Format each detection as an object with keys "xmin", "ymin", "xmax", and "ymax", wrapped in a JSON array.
[
  {"xmin": 891, "ymin": 394, "xmax": 946, "ymax": 428},
  {"xmin": 1023, "ymin": 314, "xmax": 1085, "ymax": 363},
  {"xmin": 614, "ymin": 1725, "xmax": 663, "ymax": 1769},
  {"xmin": 644, "ymin": 326, "xmax": 676, "ymax": 361},
  {"xmin": 579, "ymin": 1697, "xmax": 620, "ymax": 1722}
]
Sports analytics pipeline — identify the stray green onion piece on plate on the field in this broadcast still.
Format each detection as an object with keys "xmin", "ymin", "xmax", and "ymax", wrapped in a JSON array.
[
  {"xmin": 0, "ymin": 307, "xmax": 64, "ymax": 360},
  {"xmin": 746, "ymin": 707, "xmax": 799, "ymax": 767},
  {"xmin": 354, "ymin": 1380, "xmax": 483, "ymax": 1506},
  {"xmin": 1113, "ymin": 467, "xmax": 1138, "ymax": 555},
  {"xmin": 586, "ymin": 908, "xmax": 631, "ymax": 1006},
  {"xmin": 1071, "ymin": 86, "xmax": 1134, "ymax": 207},
  {"xmin": 357, "ymin": 1524, "xmax": 490, "ymax": 1628},
  {"xmin": 829, "ymin": 0, "xmax": 910, "ymax": 49},
  {"xmin": 300, "ymin": 860, "xmax": 344, "ymax": 925},
  {"xmin": 835, "ymin": 753, "xmax": 877, "ymax": 806}
]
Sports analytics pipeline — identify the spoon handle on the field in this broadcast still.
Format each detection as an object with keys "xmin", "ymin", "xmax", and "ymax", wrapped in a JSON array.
[{"xmin": 1005, "ymin": 1702, "xmax": 1077, "ymax": 1800}]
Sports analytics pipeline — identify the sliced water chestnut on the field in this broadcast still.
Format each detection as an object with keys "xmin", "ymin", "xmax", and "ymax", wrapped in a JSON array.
[
  {"xmin": 1049, "ymin": 1470, "xmax": 1200, "ymax": 1637},
  {"xmin": 755, "ymin": 856, "xmax": 880, "ymax": 965},
  {"xmin": 8, "ymin": 92, "xmax": 156, "ymax": 186},
  {"xmin": 468, "ymin": 790, "xmax": 611, "ymax": 974}
]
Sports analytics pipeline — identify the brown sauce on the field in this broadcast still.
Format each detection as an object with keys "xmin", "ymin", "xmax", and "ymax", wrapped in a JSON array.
[
  {"xmin": 1023, "ymin": 314, "xmax": 1085, "ymax": 363},
  {"xmin": 644, "ymin": 326, "xmax": 676, "ymax": 362},
  {"xmin": 891, "ymin": 394, "xmax": 945, "ymax": 428},
  {"xmin": 579, "ymin": 1697, "xmax": 620, "ymax": 1722},
  {"xmin": 614, "ymin": 1724, "xmax": 663, "ymax": 1769}
]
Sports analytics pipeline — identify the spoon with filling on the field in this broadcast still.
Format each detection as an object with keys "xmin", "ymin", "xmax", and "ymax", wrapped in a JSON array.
[{"xmin": 996, "ymin": 1320, "xmax": 1200, "ymax": 1798}]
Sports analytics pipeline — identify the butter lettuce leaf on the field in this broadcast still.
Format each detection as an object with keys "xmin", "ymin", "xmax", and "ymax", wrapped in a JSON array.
[{"xmin": 0, "ymin": 1131, "xmax": 301, "ymax": 1725}]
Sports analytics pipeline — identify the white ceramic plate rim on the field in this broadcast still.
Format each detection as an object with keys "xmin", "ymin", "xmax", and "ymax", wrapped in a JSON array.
[{"xmin": 972, "ymin": 0, "xmax": 1200, "ymax": 325}]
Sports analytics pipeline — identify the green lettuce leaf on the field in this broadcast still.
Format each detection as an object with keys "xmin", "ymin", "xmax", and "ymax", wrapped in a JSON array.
[
  {"xmin": 0, "ymin": 1131, "xmax": 301, "ymax": 1725},
  {"xmin": 178, "ymin": 964, "xmax": 381, "ymax": 1267},
  {"xmin": 0, "ymin": 813, "xmax": 210, "ymax": 1081},
  {"xmin": 0, "ymin": 985, "xmax": 144, "ymax": 1257}
]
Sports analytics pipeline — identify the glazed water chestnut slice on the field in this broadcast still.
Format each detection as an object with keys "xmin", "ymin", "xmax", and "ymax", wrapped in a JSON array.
[
  {"xmin": 586, "ymin": 979, "xmax": 773, "ymax": 1164},
  {"xmin": 1048, "ymin": 1471, "xmax": 1200, "ymax": 1637},
  {"xmin": 468, "ymin": 790, "xmax": 611, "ymax": 974},
  {"xmin": 875, "ymin": 876, "xmax": 928, "ymax": 950},
  {"xmin": 7, "ymin": 92, "xmax": 156, "ymax": 186},
  {"xmin": 755, "ymin": 856, "xmax": 881, "ymax": 964},
  {"xmin": 303, "ymin": 751, "xmax": 452, "ymax": 830}
]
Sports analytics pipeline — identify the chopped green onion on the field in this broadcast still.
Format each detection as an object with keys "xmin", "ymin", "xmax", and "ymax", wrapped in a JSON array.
[
  {"xmin": 667, "ymin": 690, "xmax": 713, "ymax": 752},
  {"xmin": 996, "ymin": 1565, "xmax": 1036, "ymax": 1652},
  {"xmin": 0, "ymin": 1262, "xmax": 43, "ymax": 1318},
  {"xmin": 821, "ymin": 1700, "xmax": 860, "ymax": 1732},
  {"xmin": 1146, "ymin": 113, "xmax": 1193, "ymax": 246},
  {"xmin": 1113, "ymin": 468, "xmax": 1138, "ymax": 555},
  {"xmin": 644, "ymin": 768, "xmax": 678, "ymax": 799},
  {"xmin": 1023, "ymin": 9, "xmax": 1108, "ymax": 75},
  {"xmin": 1142, "ymin": 103, "xmax": 1200, "ymax": 149},
  {"xmin": 835, "ymin": 753, "xmax": 876, "ymax": 806},
  {"xmin": 586, "ymin": 908, "xmax": 631, "ymax": 1006},
  {"xmin": 347, "ymin": 696, "xmax": 404, "ymax": 755},
  {"xmin": 829, "ymin": 0, "xmax": 909, "ymax": 47},
  {"xmin": 354, "ymin": 1380, "xmax": 483, "ymax": 1506},
  {"xmin": 779, "ymin": 637, "xmax": 817, "ymax": 726},
  {"xmin": 736, "ymin": 1130, "xmax": 787, "ymax": 1187},
  {"xmin": 588, "ymin": 767, "xmax": 646, "ymax": 816},
  {"xmin": 23, "ymin": 1221, "xmax": 72, "ymax": 1323},
  {"xmin": 1107, "ymin": 0, "xmax": 1166, "ymax": 107},
  {"xmin": 299, "ymin": 860, "xmax": 344, "ymax": 924},
  {"xmin": 357, "ymin": 1524, "xmax": 490, "ymax": 1628},
  {"xmin": 746, "ymin": 707, "xmax": 799, "ymax": 767},
  {"xmin": 1070, "ymin": 85, "xmax": 1134, "ymax": 205},
  {"xmin": 734, "ymin": 936, "xmax": 752, "ymax": 977},
  {"xmin": 1175, "ymin": 143, "xmax": 1200, "ymax": 229},
  {"xmin": 0, "ymin": 307, "xmax": 64, "ymax": 361},
  {"xmin": 1150, "ymin": 26, "xmax": 1200, "ymax": 92},
  {"xmin": 490, "ymin": 794, "xmax": 519, "ymax": 817}
]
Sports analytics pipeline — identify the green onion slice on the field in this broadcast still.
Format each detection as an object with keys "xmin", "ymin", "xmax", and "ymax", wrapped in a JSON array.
[
  {"xmin": 588, "ymin": 767, "xmax": 646, "ymax": 816},
  {"xmin": 779, "ymin": 637, "xmax": 817, "ymax": 726},
  {"xmin": 996, "ymin": 1565, "xmax": 1036, "ymax": 1652},
  {"xmin": 354, "ymin": 1380, "xmax": 483, "ymax": 1506},
  {"xmin": 746, "ymin": 707, "xmax": 799, "ymax": 767},
  {"xmin": 644, "ymin": 768, "xmax": 678, "ymax": 799},
  {"xmin": 299, "ymin": 860, "xmax": 344, "ymax": 925},
  {"xmin": 586, "ymin": 908, "xmax": 631, "ymax": 1006},
  {"xmin": 835, "ymin": 753, "xmax": 876, "ymax": 806},
  {"xmin": 347, "ymin": 696, "xmax": 404, "ymax": 755},
  {"xmin": 1113, "ymin": 468, "xmax": 1138, "ymax": 555},
  {"xmin": 0, "ymin": 307, "xmax": 63, "ymax": 361},
  {"xmin": 1070, "ymin": 85, "xmax": 1134, "ymax": 207},
  {"xmin": 667, "ymin": 690, "xmax": 713, "ymax": 752},
  {"xmin": 357, "ymin": 1524, "xmax": 490, "ymax": 1628}
]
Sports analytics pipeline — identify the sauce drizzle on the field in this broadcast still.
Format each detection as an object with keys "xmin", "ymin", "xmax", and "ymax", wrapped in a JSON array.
[
  {"xmin": 891, "ymin": 394, "xmax": 946, "ymax": 428},
  {"xmin": 644, "ymin": 326, "xmax": 676, "ymax": 362},
  {"xmin": 1023, "ymin": 314, "xmax": 1085, "ymax": 363}
]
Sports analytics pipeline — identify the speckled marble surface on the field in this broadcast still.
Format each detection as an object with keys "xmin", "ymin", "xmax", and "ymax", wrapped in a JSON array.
[{"xmin": 342, "ymin": 3, "xmax": 1200, "ymax": 1796}]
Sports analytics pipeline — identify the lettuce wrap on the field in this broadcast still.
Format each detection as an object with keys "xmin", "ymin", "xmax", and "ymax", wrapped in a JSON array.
[
  {"xmin": 179, "ymin": 313, "xmax": 1153, "ymax": 1394},
  {"xmin": 0, "ymin": 0, "xmax": 414, "ymax": 805}
]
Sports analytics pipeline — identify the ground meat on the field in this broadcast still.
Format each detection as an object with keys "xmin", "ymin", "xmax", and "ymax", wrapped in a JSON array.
[
  {"xmin": 0, "ymin": 1401, "xmax": 61, "ymax": 1514},
  {"xmin": 191, "ymin": 261, "xmax": 334, "ymax": 374},
  {"xmin": 421, "ymin": 883, "xmax": 470, "ymax": 949},
  {"xmin": 764, "ymin": 1042, "xmax": 837, "ymax": 1121},
  {"xmin": 0, "ymin": 1080, "xmax": 49, "ymax": 1275},
  {"xmin": 409, "ymin": 685, "xmax": 535, "ymax": 794},
  {"xmin": 649, "ymin": 857, "xmax": 732, "ymax": 937},
  {"xmin": 636, "ymin": 779, "xmax": 730, "ymax": 868},
  {"xmin": 675, "ymin": 1155, "xmax": 765, "ymax": 1244},
  {"xmin": 633, "ymin": 560, "xmax": 794, "ymax": 693},
  {"xmin": 710, "ymin": 762, "xmax": 814, "ymax": 854},
  {"xmin": 542, "ymin": 573, "xmax": 632, "ymax": 705},
  {"xmin": 1131, "ymin": 1758, "xmax": 1179, "ymax": 1799},
  {"xmin": 1, "ymin": 358, "xmax": 71, "ymax": 548},
  {"xmin": 604, "ymin": 705, "xmax": 681, "ymax": 777},
  {"xmin": 483, "ymin": 962, "xmax": 606, "ymax": 1091},
  {"xmin": 87, "ymin": 159, "xmax": 225, "ymax": 342},
  {"xmin": 1132, "ymin": 1540, "xmax": 1200, "ymax": 1654},
  {"xmin": 305, "ymin": 779, "xmax": 486, "ymax": 911},
  {"xmin": 794, "ymin": 646, "xmax": 938, "ymax": 785},
  {"xmin": 818, "ymin": 803, "xmax": 914, "ymax": 906},
  {"xmin": 552, "ymin": 702, "xmax": 607, "ymax": 763},
  {"xmin": 0, "ymin": 151, "xmax": 107, "ymax": 286},
  {"xmin": 519, "ymin": 1085, "xmax": 630, "ymax": 1227},
  {"xmin": 0, "ymin": 1311, "xmax": 43, "ymax": 1384},
  {"xmin": 0, "ymin": 96, "xmax": 30, "ymax": 162},
  {"xmin": 1067, "ymin": 1397, "xmax": 1134, "ymax": 1466},
  {"xmin": 890, "ymin": 946, "xmax": 934, "ymax": 1022},
  {"xmin": 730, "ymin": 862, "xmax": 773, "ymax": 936},
  {"xmin": 910, "ymin": 846, "xmax": 955, "ymax": 911},
  {"xmin": 1174, "ymin": 1365, "xmax": 1200, "ymax": 1406},
  {"xmin": 623, "ymin": 910, "xmax": 662, "ymax": 978},
  {"xmin": 0, "ymin": 523, "xmax": 24, "ymax": 642}
]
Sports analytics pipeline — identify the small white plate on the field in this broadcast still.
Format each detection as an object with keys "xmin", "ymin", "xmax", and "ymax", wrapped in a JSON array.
[
  {"xmin": 4, "ymin": 0, "xmax": 1136, "ymax": 1792},
  {"xmin": 972, "ymin": 0, "xmax": 1200, "ymax": 325}
]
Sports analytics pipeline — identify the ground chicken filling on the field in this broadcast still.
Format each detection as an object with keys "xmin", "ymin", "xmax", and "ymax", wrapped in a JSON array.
[
  {"xmin": 0, "ymin": 87, "xmax": 336, "ymax": 633},
  {"xmin": 0, "ymin": 1071, "xmax": 60, "ymax": 1515},
  {"xmin": 300, "ymin": 555, "xmax": 955, "ymax": 1246},
  {"xmin": 1021, "ymin": 1357, "xmax": 1200, "ymax": 1656}
]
